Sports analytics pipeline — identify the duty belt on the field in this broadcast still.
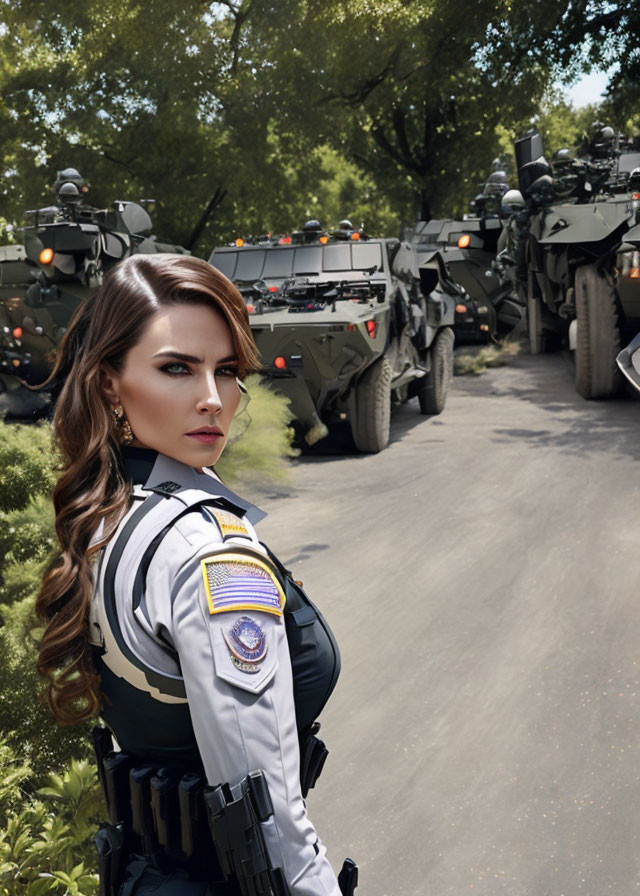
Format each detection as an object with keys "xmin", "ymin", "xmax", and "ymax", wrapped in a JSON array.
[{"xmin": 92, "ymin": 726, "xmax": 290, "ymax": 896}]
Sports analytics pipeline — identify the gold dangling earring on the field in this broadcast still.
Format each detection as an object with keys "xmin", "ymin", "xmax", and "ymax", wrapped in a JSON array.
[{"xmin": 112, "ymin": 404, "xmax": 134, "ymax": 446}]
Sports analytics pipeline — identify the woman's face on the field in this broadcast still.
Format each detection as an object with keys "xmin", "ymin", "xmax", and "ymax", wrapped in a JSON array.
[{"xmin": 102, "ymin": 303, "xmax": 243, "ymax": 468}]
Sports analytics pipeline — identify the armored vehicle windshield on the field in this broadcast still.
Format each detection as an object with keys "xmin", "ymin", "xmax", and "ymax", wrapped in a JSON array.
[{"xmin": 211, "ymin": 241, "xmax": 385, "ymax": 282}]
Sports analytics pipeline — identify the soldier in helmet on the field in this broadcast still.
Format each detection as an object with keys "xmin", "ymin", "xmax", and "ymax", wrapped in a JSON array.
[{"xmin": 53, "ymin": 168, "xmax": 90, "ymax": 205}]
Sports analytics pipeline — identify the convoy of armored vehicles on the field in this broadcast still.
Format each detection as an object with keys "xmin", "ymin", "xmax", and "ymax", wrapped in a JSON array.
[
  {"xmin": 4, "ymin": 131, "xmax": 640, "ymax": 443},
  {"xmin": 511, "ymin": 128, "xmax": 640, "ymax": 399}
]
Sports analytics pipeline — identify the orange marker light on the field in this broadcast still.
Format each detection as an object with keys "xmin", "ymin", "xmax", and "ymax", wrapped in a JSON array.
[
  {"xmin": 633, "ymin": 193, "xmax": 640, "ymax": 201},
  {"xmin": 455, "ymin": 304, "xmax": 468, "ymax": 314},
  {"xmin": 246, "ymin": 304, "xmax": 255, "ymax": 313},
  {"xmin": 319, "ymin": 235, "xmax": 329, "ymax": 244},
  {"xmin": 268, "ymin": 286, "xmax": 278, "ymax": 293},
  {"xmin": 235, "ymin": 238, "xmax": 245, "ymax": 247},
  {"xmin": 274, "ymin": 356, "xmax": 287, "ymax": 369},
  {"xmin": 279, "ymin": 236, "xmax": 292, "ymax": 245},
  {"xmin": 12, "ymin": 327, "xmax": 23, "ymax": 338},
  {"xmin": 350, "ymin": 232, "xmax": 361, "ymax": 241},
  {"xmin": 366, "ymin": 319, "xmax": 376, "ymax": 338},
  {"xmin": 12, "ymin": 359, "xmax": 20, "ymax": 367},
  {"xmin": 457, "ymin": 235, "xmax": 470, "ymax": 249},
  {"xmin": 39, "ymin": 247, "xmax": 54, "ymax": 265},
  {"xmin": 631, "ymin": 268, "xmax": 640, "ymax": 279}
]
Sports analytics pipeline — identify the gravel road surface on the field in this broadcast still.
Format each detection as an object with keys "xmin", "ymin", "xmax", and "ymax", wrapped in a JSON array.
[{"xmin": 254, "ymin": 350, "xmax": 640, "ymax": 896}]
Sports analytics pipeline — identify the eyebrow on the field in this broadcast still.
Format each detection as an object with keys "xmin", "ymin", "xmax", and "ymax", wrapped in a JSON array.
[{"xmin": 153, "ymin": 351, "xmax": 239, "ymax": 365}]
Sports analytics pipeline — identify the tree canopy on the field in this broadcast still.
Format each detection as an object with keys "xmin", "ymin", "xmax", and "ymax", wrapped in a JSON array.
[{"xmin": 0, "ymin": 0, "xmax": 636, "ymax": 250}]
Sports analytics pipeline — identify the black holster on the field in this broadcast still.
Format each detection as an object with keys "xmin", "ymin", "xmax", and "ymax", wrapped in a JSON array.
[{"xmin": 299, "ymin": 722, "xmax": 329, "ymax": 799}]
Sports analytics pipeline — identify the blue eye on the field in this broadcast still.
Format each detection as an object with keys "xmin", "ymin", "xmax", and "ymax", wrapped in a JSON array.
[{"xmin": 161, "ymin": 362, "xmax": 190, "ymax": 376}]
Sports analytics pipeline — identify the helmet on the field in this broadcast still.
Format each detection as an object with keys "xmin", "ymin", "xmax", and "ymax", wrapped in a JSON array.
[
  {"xmin": 590, "ymin": 124, "xmax": 616, "ymax": 158},
  {"xmin": 501, "ymin": 189, "xmax": 525, "ymax": 214},
  {"xmin": 553, "ymin": 148, "xmax": 572, "ymax": 162},
  {"xmin": 57, "ymin": 182, "xmax": 81, "ymax": 203},
  {"xmin": 302, "ymin": 219, "xmax": 322, "ymax": 232},
  {"xmin": 484, "ymin": 170, "xmax": 509, "ymax": 198},
  {"xmin": 53, "ymin": 167, "xmax": 88, "ymax": 201},
  {"xmin": 338, "ymin": 219, "xmax": 353, "ymax": 230}
]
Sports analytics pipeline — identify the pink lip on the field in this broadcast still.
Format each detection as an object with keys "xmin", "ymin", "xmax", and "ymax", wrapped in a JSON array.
[{"xmin": 186, "ymin": 426, "xmax": 224, "ymax": 443}]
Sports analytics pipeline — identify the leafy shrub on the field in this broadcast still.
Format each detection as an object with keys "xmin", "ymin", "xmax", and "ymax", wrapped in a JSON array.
[
  {"xmin": 216, "ymin": 375, "xmax": 297, "ymax": 486},
  {"xmin": 0, "ymin": 739, "xmax": 101, "ymax": 896},
  {"xmin": 454, "ymin": 340, "xmax": 521, "ymax": 376}
]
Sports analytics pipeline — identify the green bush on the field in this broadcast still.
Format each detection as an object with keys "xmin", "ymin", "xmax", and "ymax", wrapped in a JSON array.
[
  {"xmin": 217, "ymin": 375, "xmax": 297, "ymax": 486},
  {"xmin": 454, "ymin": 340, "xmax": 521, "ymax": 376},
  {"xmin": 0, "ymin": 739, "xmax": 101, "ymax": 896}
]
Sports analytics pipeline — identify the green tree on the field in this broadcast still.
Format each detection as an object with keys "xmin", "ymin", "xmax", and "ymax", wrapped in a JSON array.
[{"xmin": 231, "ymin": 0, "xmax": 588, "ymax": 221}]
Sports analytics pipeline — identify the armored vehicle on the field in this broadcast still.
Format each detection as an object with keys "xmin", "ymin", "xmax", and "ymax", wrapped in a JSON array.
[
  {"xmin": 514, "ymin": 129, "xmax": 640, "ymax": 399},
  {"xmin": 0, "ymin": 168, "xmax": 189, "ymax": 416},
  {"xmin": 210, "ymin": 227, "xmax": 455, "ymax": 452},
  {"xmin": 405, "ymin": 165, "xmax": 527, "ymax": 340},
  {"xmin": 0, "ymin": 244, "xmax": 54, "ymax": 417}
]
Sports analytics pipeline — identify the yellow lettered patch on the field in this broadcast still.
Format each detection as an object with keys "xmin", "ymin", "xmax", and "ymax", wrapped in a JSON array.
[{"xmin": 209, "ymin": 508, "xmax": 249, "ymax": 539}]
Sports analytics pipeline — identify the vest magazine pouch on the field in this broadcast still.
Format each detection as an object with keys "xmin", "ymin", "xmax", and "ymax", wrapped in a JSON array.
[
  {"xmin": 95, "ymin": 822, "xmax": 125, "ymax": 896},
  {"xmin": 150, "ymin": 769, "xmax": 181, "ymax": 853}
]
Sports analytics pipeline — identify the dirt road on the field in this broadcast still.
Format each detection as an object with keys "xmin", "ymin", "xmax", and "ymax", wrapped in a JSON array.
[{"xmin": 254, "ymin": 351, "xmax": 640, "ymax": 896}]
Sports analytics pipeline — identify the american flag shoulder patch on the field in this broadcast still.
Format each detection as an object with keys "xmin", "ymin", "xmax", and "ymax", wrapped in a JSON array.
[{"xmin": 201, "ymin": 552, "xmax": 285, "ymax": 617}]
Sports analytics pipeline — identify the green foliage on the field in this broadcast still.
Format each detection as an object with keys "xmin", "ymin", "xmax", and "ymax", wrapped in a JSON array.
[
  {"xmin": 0, "ymin": 423, "xmax": 58, "ymax": 513},
  {"xmin": 0, "ymin": 739, "xmax": 101, "ymax": 896},
  {"xmin": 454, "ymin": 340, "xmax": 520, "ymax": 376},
  {"xmin": 3, "ymin": 0, "xmax": 632, "ymax": 246},
  {"xmin": 534, "ymin": 95, "xmax": 603, "ymax": 158},
  {"xmin": 216, "ymin": 375, "xmax": 298, "ymax": 487}
]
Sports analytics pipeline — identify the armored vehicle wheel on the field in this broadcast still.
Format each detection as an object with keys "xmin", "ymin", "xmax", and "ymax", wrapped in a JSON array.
[
  {"xmin": 574, "ymin": 264, "xmax": 622, "ymax": 399},
  {"xmin": 351, "ymin": 358, "xmax": 391, "ymax": 453},
  {"xmin": 418, "ymin": 327, "xmax": 454, "ymax": 415}
]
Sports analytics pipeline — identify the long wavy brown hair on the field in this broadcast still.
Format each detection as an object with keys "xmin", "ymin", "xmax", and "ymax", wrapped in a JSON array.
[{"xmin": 36, "ymin": 254, "xmax": 260, "ymax": 724}]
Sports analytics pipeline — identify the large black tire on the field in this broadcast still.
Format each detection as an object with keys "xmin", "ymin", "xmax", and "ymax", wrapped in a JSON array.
[
  {"xmin": 418, "ymin": 327, "xmax": 454, "ymax": 415},
  {"xmin": 574, "ymin": 264, "xmax": 622, "ymax": 399},
  {"xmin": 351, "ymin": 358, "xmax": 391, "ymax": 453}
]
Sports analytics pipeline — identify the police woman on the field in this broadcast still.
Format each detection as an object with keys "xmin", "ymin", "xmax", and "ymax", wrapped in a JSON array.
[{"xmin": 36, "ymin": 255, "xmax": 346, "ymax": 896}]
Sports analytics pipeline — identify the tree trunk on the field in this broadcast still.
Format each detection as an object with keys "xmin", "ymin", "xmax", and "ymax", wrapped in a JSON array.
[
  {"xmin": 420, "ymin": 188, "xmax": 431, "ymax": 222},
  {"xmin": 184, "ymin": 187, "xmax": 227, "ymax": 251}
]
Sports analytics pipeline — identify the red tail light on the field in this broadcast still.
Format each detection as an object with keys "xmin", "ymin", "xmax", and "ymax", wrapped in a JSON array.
[
  {"xmin": 366, "ymin": 319, "xmax": 376, "ymax": 338},
  {"xmin": 274, "ymin": 356, "xmax": 287, "ymax": 369}
]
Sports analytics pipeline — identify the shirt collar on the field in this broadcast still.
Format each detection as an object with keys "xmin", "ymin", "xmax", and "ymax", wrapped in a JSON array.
[{"xmin": 142, "ymin": 451, "xmax": 266, "ymax": 525}]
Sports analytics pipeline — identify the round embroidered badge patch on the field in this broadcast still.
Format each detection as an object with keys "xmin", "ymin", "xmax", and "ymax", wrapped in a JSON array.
[{"xmin": 223, "ymin": 616, "xmax": 267, "ymax": 674}]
